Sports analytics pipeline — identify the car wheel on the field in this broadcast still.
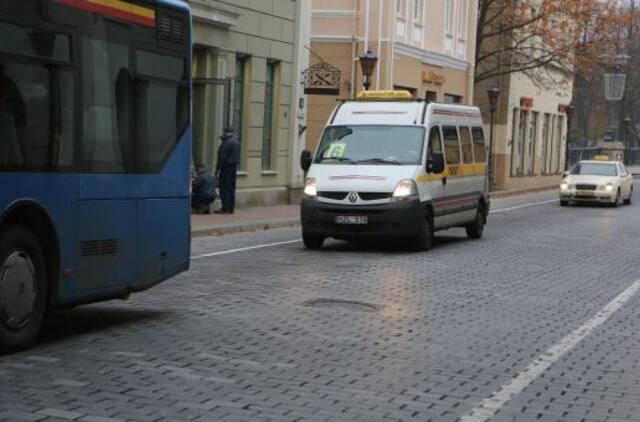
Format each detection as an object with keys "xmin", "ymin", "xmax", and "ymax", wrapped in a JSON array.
[
  {"xmin": 412, "ymin": 210, "xmax": 434, "ymax": 251},
  {"xmin": 466, "ymin": 204, "xmax": 486, "ymax": 240},
  {"xmin": 302, "ymin": 232, "xmax": 324, "ymax": 250},
  {"xmin": 624, "ymin": 188, "xmax": 632, "ymax": 205},
  {"xmin": 560, "ymin": 200, "xmax": 569, "ymax": 207},
  {"xmin": 0, "ymin": 226, "xmax": 48, "ymax": 354}
]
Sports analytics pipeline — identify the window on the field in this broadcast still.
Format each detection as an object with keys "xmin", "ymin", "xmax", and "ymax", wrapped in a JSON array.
[
  {"xmin": 457, "ymin": 0, "xmax": 467, "ymax": 56},
  {"xmin": 526, "ymin": 111, "xmax": 538, "ymax": 174},
  {"xmin": 233, "ymin": 55, "xmax": 246, "ymax": 154},
  {"xmin": 0, "ymin": 21, "xmax": 70, "ymax": 61},
  {"xmin": 459, "ymin": 126, "xmax": 473, "ymax": 163},
  {"xmin": 0, "ymin": 59, "xmax": 74, "ymax": 171},
  {"xmin": 427, "ymin": 126, "xmax": 442, "ymax": 160},
  {"xmin": 511, "ymin": 108, "xmax": 527, "ymax": 176},
  {"xmin": 541, "ymin": 113, "xmax": 551, "ymax": 174},
  {"xmin": 472, "ymin": 127, "xmax": 486, "ymax": 162},
  {"xmin": 315, "ymin": 126, "xmax": 425, "ymax": 165},
  {"xmin": 445, "ymin": 0, "xmax": 455, "ymax": 52},
  {"xmin": 82, "ymin": 20, "xmax": 188, "ymax": 173},
  {"xmin": 442, "ymin": 126, "xmax": 461, "ymax": 164},
  {"xmin": 425, "ymin": 91, "xmax": 437, "ymax": 102},
  {"xmin": 555, "ymin": 116, "xmax": 564, "ymax": 173},
  {"xmin": 444, "ymin": 94, "xmax": 462, "ymax": 104},
  {"xmin": 414, "ymin": 0, "xmax": 423, "ymax": 20},
  {"xmin": 396, "ymin": 0, "xmax": 405, "ymax": 15},
  {"xmin": 262, "ymin": 60, "xmax": 278, "ymax": 170}
]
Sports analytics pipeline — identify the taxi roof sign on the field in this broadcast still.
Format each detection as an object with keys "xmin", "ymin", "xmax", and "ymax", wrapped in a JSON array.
[
  {"xmin": 356, "ymin": 90, "xmax": 414, "ymax": 100},
  {"xmin": 592, "ymin": 155, "xmax": 611, "ymax": 161}
]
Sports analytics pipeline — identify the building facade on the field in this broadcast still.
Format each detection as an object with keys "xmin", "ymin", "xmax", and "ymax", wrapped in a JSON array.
[
  {"xmin": 307, "ymin": 0, "xmax": 478, "ymax": 152},
  {"xmin": 474, "ymin": 61, "xmax": 573, "ymax": 191},
  {"xmin": 188, "ymin": 0, "xmax": 309, "ymax": 207}
]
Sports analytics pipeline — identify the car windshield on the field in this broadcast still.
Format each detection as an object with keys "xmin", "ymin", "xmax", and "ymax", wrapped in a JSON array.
[
  {"xmin": 314, "ymin": 125, "xmax": 425, "ymax": 165},
  {"xmin": 571, "ymin": 163, "xmax": 618, "ymax": 177}
]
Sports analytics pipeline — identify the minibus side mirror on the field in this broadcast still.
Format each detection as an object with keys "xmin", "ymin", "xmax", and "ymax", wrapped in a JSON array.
[
  {"xmin": 426, "ymin": 153, "xmax": 445, "ymax": 174},
  {"xmin": 300, "ymin": 150, "xmax": 313, "ymax": 172}
]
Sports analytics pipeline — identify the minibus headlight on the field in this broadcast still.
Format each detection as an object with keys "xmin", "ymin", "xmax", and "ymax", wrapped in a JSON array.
[
  {"xmin": 304, "ymin": 178, "xmax": 318, "ymax": 197},
  {"xmin": 392, "ymin": 179, "xmax": 418, "ymax": 201}
]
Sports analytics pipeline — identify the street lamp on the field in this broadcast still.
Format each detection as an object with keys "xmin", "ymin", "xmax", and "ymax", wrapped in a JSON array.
[
  {"xmin": 564, "ymin": 104, "xmax": 574, "ymax": 170},
  {"xmin": 359, "ymin": 50, "xmax": 378, "ymax": 91},
  {"xmin": 486, "ymin": 86, "xmax": 501, "ymax": 190},
  {"xmin": 604, "ymin": 53, "xmax": 631, "ymax": 142}
]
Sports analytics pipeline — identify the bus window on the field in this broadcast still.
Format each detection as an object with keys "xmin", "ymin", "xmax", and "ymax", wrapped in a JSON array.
[
  {"xmin": 459, "ymin": 126, "xmax": 473, "ymax": 164},
  {"xmin": 427, "ymin": 126, "xmax": 442, "ymax": 161},
  {"xmin": 472, "ymin": 127, "xmax": 487, "ymax": 162},
  {"xmin": 0, "ymin": 60, "xmax": 74, "ymax": 171},
  {"xmin": 442, "ymin": 126, "xmax": 461, "ymax": 165}
]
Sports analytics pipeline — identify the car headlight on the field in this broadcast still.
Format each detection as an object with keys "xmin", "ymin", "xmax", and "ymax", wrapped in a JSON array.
[
  {"xmin": 560, "ymin": 182, "xmax": 569, "ymax": 190},
  {"xmin": 392, "ymin": 179, "xmax": 418, "ymax": 201},
  {"xmin": 605, "ymin": 183, "xmax": 614, "ymax": 192},
  {"xmin": 304, "ymin": 178, "xmax": 317, "ymax": 197}
]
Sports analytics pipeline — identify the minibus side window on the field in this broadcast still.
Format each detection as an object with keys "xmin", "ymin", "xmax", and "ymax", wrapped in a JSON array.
[
  {"xmin": 472, "ymin": 127, "xmax": 487, "ymax": 162},
  {"xmin": 426, "ymin": 126, "xmax": 443, "ymax": 162},
  {"xmin": 459, "ymin": 126, "xmax": 474, "ymax": 164},
  {"xmin": 442, "ymin": 126, "xmax": 461, "ymax": 165}
]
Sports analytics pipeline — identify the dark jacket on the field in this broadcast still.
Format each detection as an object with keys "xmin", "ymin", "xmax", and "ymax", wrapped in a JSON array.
[
  {"xmin": 192, "ymin": 169, "xmax": 216, "ymax": 198},
  {"xmin": 216, "ymin": 136, "xmax": 241, "ymax": 172}
]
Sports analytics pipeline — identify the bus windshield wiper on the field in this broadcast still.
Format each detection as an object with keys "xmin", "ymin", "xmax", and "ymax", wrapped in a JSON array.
[
  {"xmin": 356, "ymin": 158, "xmax": 403, "ymax": 165},
  {"xmin": 318, "ymin": 157, "xmax": 357, "ymax": 164}
]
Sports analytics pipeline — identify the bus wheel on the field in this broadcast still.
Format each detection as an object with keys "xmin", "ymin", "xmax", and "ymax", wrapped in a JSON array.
[{"xmin": 0, "ymin": 226, "xmax": 48, "ymax": 353}]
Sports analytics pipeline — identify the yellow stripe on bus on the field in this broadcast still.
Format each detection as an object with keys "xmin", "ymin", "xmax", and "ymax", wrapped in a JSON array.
[
  {"xmin": 86, "ymin": 0, "xmax": 155, "ymax": 20},
  {"xmin": 416, "ymin": 163, "xmax": 486, "ymax": 182}
]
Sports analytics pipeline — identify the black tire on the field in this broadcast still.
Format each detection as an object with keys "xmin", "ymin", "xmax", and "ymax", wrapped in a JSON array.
[
  {"xmin": 0, "ymin": 226, "xmax": 48, "ymax": 354},
  {"xmin": 466, "ymin": 204, "xmax": 486, "ymax": 240},
  {"xmin": 303, "ymin": 232, "xmax": 324, "ymax": 250},
  {"xmin": 560, "ymin": 200, "xmax": 569, "ymax": 207},
  {"xmin": 412, "ymin": 210, "xmax": 434, "ymax": 251},
  {"xmin": 624, "ymin": 188, "xmax": 632, "ymax": 205}
]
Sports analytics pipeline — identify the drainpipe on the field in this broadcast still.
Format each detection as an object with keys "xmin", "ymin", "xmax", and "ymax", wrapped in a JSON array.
[{"xmin": 376, "ymin": 0, "xmax": 383, "ymax": 89}]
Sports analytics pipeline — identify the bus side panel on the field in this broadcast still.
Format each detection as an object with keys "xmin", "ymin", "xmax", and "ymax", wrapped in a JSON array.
[{"xmin": 135, "ymin": 198, "xmax": 190, "ymax": 288}]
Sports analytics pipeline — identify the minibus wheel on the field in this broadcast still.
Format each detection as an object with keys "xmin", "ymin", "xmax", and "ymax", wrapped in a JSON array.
[
  {"xmin": 466, "ymin": 205, "xmax": 485, "ymax": 240},
  {"xmin": 413, "ymin": 211, "xmax": 434, "ymax": 251},
  {"xmin": 0, "ymin": 225, "xmax": 48, "ymax": 354},
  {"xmin": 303, "ymin": 233, "xmax": 325, "ymax": 250}
]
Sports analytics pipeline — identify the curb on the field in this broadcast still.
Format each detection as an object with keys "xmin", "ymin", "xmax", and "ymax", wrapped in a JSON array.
[
  {"xmin": 192, "ymin": 218, "xmax": 299, "ymax": 238},
  {"xmin": 489, "ymin": 185, "xmax": 557, "ymax": 199}
]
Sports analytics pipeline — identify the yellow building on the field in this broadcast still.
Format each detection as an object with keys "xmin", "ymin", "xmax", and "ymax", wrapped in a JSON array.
[{"xmin": 307, "ymin": 0, "xmax": 478, "ymax": 152}]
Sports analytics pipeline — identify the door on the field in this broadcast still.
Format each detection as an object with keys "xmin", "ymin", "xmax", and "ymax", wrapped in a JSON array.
[{"xmin": 440, "ymin": 126, "xmax": 476, "ymax": 226}]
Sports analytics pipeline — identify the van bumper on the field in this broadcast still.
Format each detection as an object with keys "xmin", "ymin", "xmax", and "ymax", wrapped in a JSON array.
[{"xmin": 301, "ymin": 198, "xmax": 424, "ymax": 239}]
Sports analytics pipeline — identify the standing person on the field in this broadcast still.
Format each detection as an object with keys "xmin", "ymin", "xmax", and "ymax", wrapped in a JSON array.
[
  {"xmin": 215, "ymin": 125, "xmax": 240, "ymax": 214},
  {"xmin": 191, "ymin": 163, "xmax": 217, "ymax": 214}
]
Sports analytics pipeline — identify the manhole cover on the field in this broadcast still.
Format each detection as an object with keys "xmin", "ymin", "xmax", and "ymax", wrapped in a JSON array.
[{"xmin": 302, "ymin": 298, "xmax": 381, "ymax": 313}]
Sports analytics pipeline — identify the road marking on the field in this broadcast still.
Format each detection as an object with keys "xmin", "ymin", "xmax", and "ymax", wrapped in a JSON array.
[
  {"xmin": 191, "ymin": 239, "xmax": 300, "ymax": 260},
  {"xmin": 191, "ymin": 198, "xmax": 557, "ymax": 260},
  {"xmin": 489, "ymin": 199, "xmax": 557, "ymax": 214},
  {"xmin": 461, "ymin": 277, "xmax": 640, "ymax": 422}
]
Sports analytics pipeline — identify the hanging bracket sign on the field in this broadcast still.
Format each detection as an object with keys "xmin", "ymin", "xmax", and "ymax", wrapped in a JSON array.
[{"xmin": 303, "ymin": 61, "xmax": 341, "ymax": 96}]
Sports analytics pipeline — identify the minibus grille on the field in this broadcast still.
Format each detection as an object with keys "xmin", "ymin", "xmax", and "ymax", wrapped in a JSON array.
[
  {"xmin": 358, "ymin": 192, "xmax": 392, "ymax": 200},
  {"xmin": 319, "ymin": 192, "xmax": 348, "ymax": 200}
]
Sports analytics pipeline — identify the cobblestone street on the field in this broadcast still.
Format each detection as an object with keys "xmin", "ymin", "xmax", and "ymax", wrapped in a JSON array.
[{"xmin": 2, "ymin": 190, "xmax": 640, "ymax": 421}]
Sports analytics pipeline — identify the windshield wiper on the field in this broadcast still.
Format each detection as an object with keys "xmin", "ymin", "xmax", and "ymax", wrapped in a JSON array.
[
  {"xmin": 356, "ymin": 158, "xmax": 403, "ymax": 165},
  {"xmin": 318, "ymin": 156, "xmax": 357, "ymax": 164}
]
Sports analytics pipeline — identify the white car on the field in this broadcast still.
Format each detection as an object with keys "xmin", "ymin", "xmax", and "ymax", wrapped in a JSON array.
[{"xmin": 559, "ymin": 160, "xmax": 634, "ymax": 206}]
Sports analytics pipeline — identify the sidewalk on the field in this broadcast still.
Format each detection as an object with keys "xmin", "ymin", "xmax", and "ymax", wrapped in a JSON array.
[
  {"xmin": 191, "ymin": 205, "xmax": 299, "ymax": 237},
  {"xmin": 191, "ymin": 184, "xmax": 561, "ymax": 237}
]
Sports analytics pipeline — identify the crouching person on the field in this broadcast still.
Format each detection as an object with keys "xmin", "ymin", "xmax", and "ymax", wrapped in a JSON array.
[{"xmin": 191, "ymin": 163, "xmax": 217, "ymax": 214}]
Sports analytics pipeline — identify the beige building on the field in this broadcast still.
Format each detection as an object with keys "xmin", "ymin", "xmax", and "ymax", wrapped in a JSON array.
[
  {"xmin": 188, "ymin": 0, "xmax": 310, "ymax": 207},
  {"xmin": 307, "ymin": 0, "xmax": 478, "ymax": 152}
]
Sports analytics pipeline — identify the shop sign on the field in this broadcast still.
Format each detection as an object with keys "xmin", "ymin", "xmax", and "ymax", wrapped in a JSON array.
[
  {"xmin": 422, "ymin": 70, "xmax": 446, "ymax": 85},
  {"xmin": 520, "ymin": 96, "xmax": 534, "ymax": 108},
  {"xmin": 303, "ymin": 61, "xmax": 341, "ymax": 96}
]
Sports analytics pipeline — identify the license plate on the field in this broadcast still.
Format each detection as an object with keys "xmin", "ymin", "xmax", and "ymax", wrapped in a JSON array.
[
  {"xmin": 335, "ymin": 215, "xmax": 368, "ymax": 225},
  {"xmin": 577, "ymin": 190, "xmax": 595, "ymax": 197}
]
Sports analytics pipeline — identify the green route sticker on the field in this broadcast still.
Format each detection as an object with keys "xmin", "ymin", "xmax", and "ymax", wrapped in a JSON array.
[{"xmin": 326, "ymin": 142, "xmax": 346, "ymax": 158}]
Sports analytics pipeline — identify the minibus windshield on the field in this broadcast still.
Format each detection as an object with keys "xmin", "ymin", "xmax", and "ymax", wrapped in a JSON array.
[{"xmin": 315, "ymin": 125, "xmax": 425, "ymax": 165}]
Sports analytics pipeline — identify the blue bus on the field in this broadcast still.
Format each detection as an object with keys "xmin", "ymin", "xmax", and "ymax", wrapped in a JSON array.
[{"xmin": 0, "ymin": 0, "xmax": 192, "ymax": 352}]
